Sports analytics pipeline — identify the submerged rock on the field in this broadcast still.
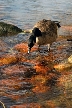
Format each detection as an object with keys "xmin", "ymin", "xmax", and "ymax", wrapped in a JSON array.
[
  {"xmin": 0, "ymin": 22, "xmax": 22, "ymax": 36},
  {"xmin": 0, "ymin": 54, "xmax": 18, "ymax": 66},
  {"xmin": 54, "ymin": 55, "xmax": 72, "ymax": 71},
  {"xmin": 10, "ymin": 103, "xmax": 41, "ymax": 108},
  {"xmin": 68, "ymin": 55, "xmax": 72, "ymax": 63},
  {"xmin": 0, "ymin": 39, "xmax": 8, "ymax": 52}
]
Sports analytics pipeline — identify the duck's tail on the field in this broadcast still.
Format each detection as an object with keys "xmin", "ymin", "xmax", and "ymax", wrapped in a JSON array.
[{"xmin": 53, "ymin": 21, "xmax": 61, "ymax": 28}]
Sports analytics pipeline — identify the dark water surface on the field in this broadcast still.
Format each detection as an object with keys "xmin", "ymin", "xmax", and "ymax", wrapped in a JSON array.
[{"xmin": 0, "ymin": 0, "xmax": 72, "ymax": 29}]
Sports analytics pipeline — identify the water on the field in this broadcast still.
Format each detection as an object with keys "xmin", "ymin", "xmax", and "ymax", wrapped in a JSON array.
[
  {"xmin": 0, "ymin": 1, "xmax": 72, "ymax": 108},
  {"xmin": 0, "ymin": 0, "xmax": 72, "ymax": 29}
]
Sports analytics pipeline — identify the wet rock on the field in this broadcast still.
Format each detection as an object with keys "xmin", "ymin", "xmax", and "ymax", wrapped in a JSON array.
[
  {"xmin": 67, "ymin": 39, "xmax": 72, "ymax": 41},
  {"xmin": 54, "ymin": 56, "xmax": 72, "ymax": 71},
  {"xmin": 0, "ymin": 77, "xmax": 32, "ymax": 92},
  {"xmin": 31, "ymin": 75, "xmax": 50, "ymax": 93},
  {"xmin": 31, "ymin": 69, "xmax": 60, "ymax": 93},
  {"xmin": 59, "ymin": 74, "xmax": 72, "ymax": 90},
  {"xmin": 0, "ymin": 54, "xmax": 18, "ymax": 66},
  {"xmin": 0, "ymin": 39, "xmax": 8, "ymax": 52},
  {"xmin": 55, "ymin": 74, "xmax": 72, "ymax": 108},
  {"xmin": 10, "ymin": 103, "xmax": 41, "ymax": 108},
  {"xmin": 1, "ymin": 64, "xmax": 23, "ymax": 75},
  {"xmin": 0, "ymin": 96, "xmax": 15, "ymax": 108},
  {"xmin": 14, "ymin": 43, "xmax": 28, "ymax": 53},
  {"xmin": 0, "ymin": 22, "xmax": 22, "ymax": 36},
  {"xmin": 10, "ymin": 100, "xmax": 59, "ymax": 108},
  {"xmin": 54, "ymin": 62, "xmax": 72, "ymax": 71},
  {"xmin": 68, "ymin": 55, "xmax": 72, "ymax": 63},
  {"xmin": 2, "ymin": 64, "xmax": 36, "ymax": 78},
  {"xmin": 0, "ymin": 30, "xmax": 72, "ymax": 108},
  {"xmin": 34, "ymin": 55, "xmax": 54, "ymax": 74},
  {"xmin": 14, "ymin": 42, "xmax": 38, "ymax": 53},
  {"xmin": 46, "ymin": 100, "xmax": 56, "ymax": 108}
]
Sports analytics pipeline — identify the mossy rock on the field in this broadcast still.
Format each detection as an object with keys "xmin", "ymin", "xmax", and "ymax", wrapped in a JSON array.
[{"xmin": 0, "ymin": 22, "xmax": 22, "ymax": 36}]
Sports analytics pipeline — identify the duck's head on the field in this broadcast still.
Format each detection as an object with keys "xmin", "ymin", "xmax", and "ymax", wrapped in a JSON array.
[
  {"xmin": 28, "ymin": 27, "xmax": 42, "ymax": 53},
  {"xmin": 32, "ymin": 27, "xmax": 42, "ymax": 37}
]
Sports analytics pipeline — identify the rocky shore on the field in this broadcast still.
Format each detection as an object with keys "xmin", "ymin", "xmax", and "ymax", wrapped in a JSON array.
[{"xmin": 0, "ymin": 22, "xmax": 72, "ymax": 108}]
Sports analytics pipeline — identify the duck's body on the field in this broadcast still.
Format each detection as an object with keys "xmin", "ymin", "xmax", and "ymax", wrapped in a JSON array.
[
  {"xmin": 36, "ymin": 32, "xmax": 57, "ymax": 45},
  {"xmin": 34, "ymin": 19, "xmax": 59, "ymax": 45},
  {"xmin": 28, "ymin": 19, "xmax": 61, "ymax": 53}
]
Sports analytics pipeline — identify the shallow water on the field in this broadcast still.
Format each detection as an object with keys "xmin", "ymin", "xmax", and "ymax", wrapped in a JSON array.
[{"xmin": 0, "ymin": 37, "xmax": 72, "ymax": 108}]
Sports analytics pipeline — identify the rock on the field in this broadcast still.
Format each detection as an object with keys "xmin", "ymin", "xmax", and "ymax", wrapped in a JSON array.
[
  {"xmin": 14, "ymin": 42, "xmax": 38, "ymax": 53},
  {"xmin": 0, "ymin": 54, "xmax": 18, "ymax": 66},
  {"xmin": 14, "ymin": 43, "xmax": 28, "ymax": 53},
  {"xmin": 10, "ymin": 103, "xmax": 41, "ymax": 108},
  {"xmin": 0, "ymin": 39, "xmax": 8, "ymax": 52},
  {"xmin": 10, "ymin": 101, "xmax": 56, "ymax": 108},
  {"xmin": 67, "ymin": 39, "xmax": 72, "ymax": 41},
  {"xmin": 54, "ymin": 56, "xmax": 72, "ymax": 71},
  {"xmin": 68, "ymin": 55, "xmax": 72, "ymax": 63},
  {"xmin": 54, "ymin": 62, "xmax": 72, "ymax": 70},
  {"xmin": 0, "ymin": 22, "xmax": 22, "ymax": 36}
]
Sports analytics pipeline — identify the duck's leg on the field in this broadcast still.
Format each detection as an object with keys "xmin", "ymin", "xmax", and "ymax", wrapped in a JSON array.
[
  {"xmin": 38, "ymin": 45, "xmax": 40, "ymax": 51},
  {"xmin": 48, "ymin": 44, "xmax": 50, "ymax": 51}
]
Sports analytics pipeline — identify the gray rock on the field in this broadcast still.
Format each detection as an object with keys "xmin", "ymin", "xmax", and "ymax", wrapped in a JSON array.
[{"xmin": 0, "ymin": 22, "xmax": 22, "ymax": 36}]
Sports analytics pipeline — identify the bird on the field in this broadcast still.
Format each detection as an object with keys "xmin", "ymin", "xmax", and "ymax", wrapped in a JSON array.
[{"xmin": 28, "ymin": 19, "xmax": 61, "ymax": 53}]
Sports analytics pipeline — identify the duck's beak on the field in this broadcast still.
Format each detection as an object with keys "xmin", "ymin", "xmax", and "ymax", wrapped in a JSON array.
[
  {"xmin": 28, "ymin": 47, "xmax": 30, "ymax": 54},
  {"xmin": 28, "ymin": 50, "xmax": 30, "ymax": 54}
]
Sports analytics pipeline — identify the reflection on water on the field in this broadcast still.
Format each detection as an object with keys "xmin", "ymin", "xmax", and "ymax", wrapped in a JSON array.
[
  {"xmin": 0, "ymin": 39, "xmax": 72, "ymax": 108},
  {"xmin": 0, "ymin": 0, "xmax": 72, "ymax": 29}
]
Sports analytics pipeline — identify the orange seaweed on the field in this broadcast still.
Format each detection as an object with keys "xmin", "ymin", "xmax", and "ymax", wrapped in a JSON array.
[
  {"xmin": 30, "ymin": 75, "xmax": 50, "ymax": 93},
  {"xmin": 34, "ymin": 65, "xmax": 49, "ymax": 74},
  {"xmin": 32, "ymin": 84, "xmax": 50, "ymax": 93},
  {"xmin": 10, "ymin": 103, "xmax": 41, "ymax": 108},
  {"xmin": 14, "ymin": 42, "xmax": 38, "ymax": 53},
  {"xmin": 46, "ymin": 100, "xmax": 56, "ymax": 108},
  {"xmin": 54, "ymin": 63, "xmax": 72, "ymax": 71},
  {"xmin": 14, "ymin": 43, "xmax": 28, "ymax": 53},
  {"xmin": 0, "ymin": 54, "xmax": 18, "ymax": 66}
]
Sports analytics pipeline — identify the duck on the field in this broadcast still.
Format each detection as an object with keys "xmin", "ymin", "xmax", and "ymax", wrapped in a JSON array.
[{"xmin": 28, "ymin": 19, "xmax": 61, "ymax": 53}]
